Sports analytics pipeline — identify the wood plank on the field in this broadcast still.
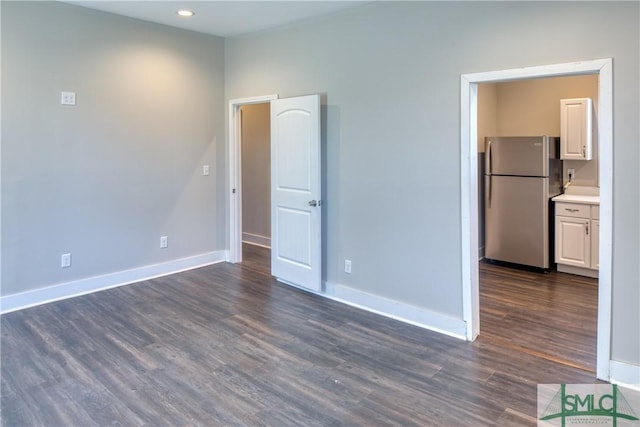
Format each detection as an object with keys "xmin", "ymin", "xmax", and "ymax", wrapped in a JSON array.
[
  {"xmin": 479, "ymin": 260, "xmax": 597, "ymax": 372},
  {"xmin": 1, "ymin": 254, "xmax": 598, "ymax": 426}
]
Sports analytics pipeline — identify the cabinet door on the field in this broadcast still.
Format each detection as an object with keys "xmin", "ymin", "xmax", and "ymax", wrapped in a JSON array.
[
  {"xmin": 560, "ymin": 98, "xmax": 592, "ymax": 160},
  {"xmin": 555, "ymin": 215, "xmax": 590, "ymax": 268},
  {"xmin": 591, "ymin": 219, "xmax": 599, "ymax": 270}
]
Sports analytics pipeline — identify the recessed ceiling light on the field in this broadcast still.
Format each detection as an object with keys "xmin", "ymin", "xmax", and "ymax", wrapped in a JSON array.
[{"xmin": 177, "ymin": 10, "xmax": 195, "ymax": 17}]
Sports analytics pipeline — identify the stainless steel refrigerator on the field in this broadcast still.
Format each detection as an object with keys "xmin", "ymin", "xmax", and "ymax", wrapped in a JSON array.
[{"xmin": 484, "ymin": 136, "xmax": 562, "ymax": 269}]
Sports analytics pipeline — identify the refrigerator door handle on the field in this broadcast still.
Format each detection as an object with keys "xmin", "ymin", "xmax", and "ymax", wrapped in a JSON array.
[
  {"xmin": 487, "ymin": 140, "xmax": 492, "ymax": 174},
  {"xmin": 486, "ymin": 139, "xmax": 492, "ymax": 208}
]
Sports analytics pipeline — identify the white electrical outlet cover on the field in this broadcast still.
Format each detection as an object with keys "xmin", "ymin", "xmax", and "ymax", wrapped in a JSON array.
[
  {"xmin": 61, "ymin": 253, "xmax": 71, "ymax": 268},
  {"xmin": 344, "ymin": 259, "xmax": 352, "ymax": 273}
]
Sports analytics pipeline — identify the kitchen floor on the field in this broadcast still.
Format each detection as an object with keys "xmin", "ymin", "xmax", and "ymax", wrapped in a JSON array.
[
  {"xmin": 478, "ymin": 261, "xmax": 597, "ymax": 372},
  {"xmin": 243, "ymin": 243, "xmax": 598, "ymax": 372}
]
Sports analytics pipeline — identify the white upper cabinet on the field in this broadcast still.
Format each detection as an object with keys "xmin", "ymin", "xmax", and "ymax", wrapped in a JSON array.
[{"xmin": 560, "ymin": 98, "xmax": 593, "ymax": 160}]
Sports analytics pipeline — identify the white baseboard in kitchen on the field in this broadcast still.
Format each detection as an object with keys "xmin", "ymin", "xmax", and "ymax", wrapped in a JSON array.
[
  {"xmin": 0, "ymin": 251, "xmax": 228, "ymax": 314},
  {"xmin": 557, "ymin": 264, "xmax": 599, "ymax": 279}
]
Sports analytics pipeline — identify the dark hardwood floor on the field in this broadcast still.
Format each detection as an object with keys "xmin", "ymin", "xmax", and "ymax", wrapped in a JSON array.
[
  {"xmin": 479, "ymin": 260, "xmax": 598, "ymax": 372},
  {"xmin": 242, "ymin": 243, "xmax": 599, "ymax": 371},
  {"xmin": 1, "ymin": 247, "xmax": 599, "ymax": 426},
  {"xmin": 241, "ymin": 242, "xmax": 272, "ymax": 277}
]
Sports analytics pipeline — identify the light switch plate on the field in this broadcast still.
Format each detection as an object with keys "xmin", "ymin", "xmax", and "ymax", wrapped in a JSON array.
[{"xmin": 61, "ymin": 91, "xmax": 76, "ymax": 106}]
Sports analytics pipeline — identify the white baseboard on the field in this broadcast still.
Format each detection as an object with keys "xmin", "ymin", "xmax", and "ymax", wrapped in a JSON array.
[
  {"xmin": 610, "ymin": 360, "xmax": 640, "ymax": 390},
  {"xmin": 242, "ymin": 232, "xmax": 271, "ymax": 248},
  {"xmin": 557, "ymin": 264, "xmax": 599, "ymax": 279},
  {"xmin": 0, "ymin": 250, "xmax": 228, "ymax": 314},
  {"xmin": 323, "ymin": 281, "xmax": 467, "ymax": 340}
]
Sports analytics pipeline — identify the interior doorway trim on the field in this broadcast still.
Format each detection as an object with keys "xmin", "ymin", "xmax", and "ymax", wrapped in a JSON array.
[
  {"xmin": 228, "ymin": 94, "xmax": 278, "ymax": 263},
  {"xmin": 460, "ymin": 58, "xmax": 613, "ymax": 380}
]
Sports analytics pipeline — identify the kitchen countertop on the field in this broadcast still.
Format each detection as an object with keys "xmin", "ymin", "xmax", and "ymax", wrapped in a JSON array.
[
  {"xmin": 552, "ymin": 185, "xmax": 600, "ymax": 205},
  {"xmin": 552, "ymin": 193, "xmax": 600, "ymax": 205}
]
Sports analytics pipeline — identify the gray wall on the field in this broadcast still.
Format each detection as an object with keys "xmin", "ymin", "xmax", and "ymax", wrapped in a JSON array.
[
  {"xmin": 1, "ymin": 2, "xmax": 226, "ymax": 294},
  {"xmin": 2, "ymin": 0, "xmax": 638, "ymax": 371},
  {"xmin": 240, "ymin": 103, "xmax": 271, "ymax": 244},
  {"xmin": 225, "ymin": 2, "xmax": 639, "ymax": 366}
]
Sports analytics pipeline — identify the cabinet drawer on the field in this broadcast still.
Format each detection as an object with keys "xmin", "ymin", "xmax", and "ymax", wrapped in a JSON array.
[
  {"xmin": 555, "ymin": 202, "xmax": 590, "ymax": 218},
  {"xmin": 592, "ymin": 205, "xmax": 600, "ymax": 220}
]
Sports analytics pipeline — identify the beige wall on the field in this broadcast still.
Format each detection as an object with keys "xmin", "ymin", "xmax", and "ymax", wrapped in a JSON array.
[
  {"xmin": 495, "ymin": 75, "xmax": 598, "ymax": 136},
  {"xmin": 476, "ymin": 84, "xmax": 498, "ymax": 257},
  {"xmin": 477, "ymin": 83, "xmax": 498, "ymax": 153},
  {"xmin": 478, "ymin": 75, "xmax": 599, "ymax": 187},
  {"xmin": 240, "ymin": 103, "xmax": 271, "ymax": 246}
]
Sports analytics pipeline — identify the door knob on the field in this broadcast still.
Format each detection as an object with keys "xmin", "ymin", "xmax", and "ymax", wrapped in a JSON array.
[{"xmin": 308, "ymin": 200, "xmax": 318, "ymax": 207}]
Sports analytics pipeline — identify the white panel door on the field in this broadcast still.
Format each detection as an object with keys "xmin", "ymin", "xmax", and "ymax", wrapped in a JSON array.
[{"xmin": 271, "ymin": 94, "xmax": 321, "ymax": 292}]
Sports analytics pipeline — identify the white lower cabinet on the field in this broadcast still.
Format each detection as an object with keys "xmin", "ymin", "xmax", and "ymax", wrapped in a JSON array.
[
  {"xmin": 591, "ymin": 219, "xmax": 599, "ymax": 269},
  {"xmin": 556, "ymin": 215, "xmax": 590, "ymax": 268},
  {"xmin": 555, "ymin": 201, "xmax": 599, "ymax": 277}
]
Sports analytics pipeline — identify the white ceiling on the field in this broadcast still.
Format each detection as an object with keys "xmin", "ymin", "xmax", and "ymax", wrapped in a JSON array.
[{"xmin": 62, "ymin": 1, "xmax": 369, "ymax": 38}]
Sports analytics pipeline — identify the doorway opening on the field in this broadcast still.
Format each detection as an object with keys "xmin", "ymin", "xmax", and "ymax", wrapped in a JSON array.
[
  {"xmin": 461, "ymin": 59, "xmax": 613, "ymax": 381},
  {"xmin": 238, "ymin": 102, "xmax": 272, "ymax": 276},
  {"xmin": 228, "ymin": 95, "xmax": 278, "ymax": 266},
  {"xmin": 230, "ymin": 94, "xmax": 323, "ymax": 292},
  {"xmin": 476, "ymin": 76, "xmax": 599, "ymax": 372}
]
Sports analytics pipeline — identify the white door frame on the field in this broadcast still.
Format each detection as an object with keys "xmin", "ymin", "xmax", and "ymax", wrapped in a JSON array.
[
  {"xmin": 460, "ymin": 58, "xmax": 613, "ymax": 381},
  {"xmin": 228, "ymin": 94, "xmax": 278, "ymax": 263}
]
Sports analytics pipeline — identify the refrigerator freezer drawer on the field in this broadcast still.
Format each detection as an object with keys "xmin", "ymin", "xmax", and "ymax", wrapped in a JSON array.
[{"xmin": 485, "ymin": 175, "xmax": 551, "ymax": 269}]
